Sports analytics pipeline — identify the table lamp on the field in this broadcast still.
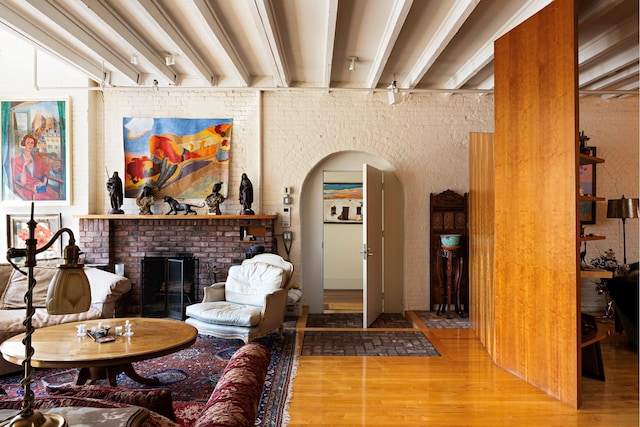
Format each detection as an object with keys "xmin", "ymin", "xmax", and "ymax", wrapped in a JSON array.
[
  {"xmin": 606, "ymin": 195, "xmax": 639, "ymax": 264},
  {"xmin": 5, "ymin": 203, "xmax": 91, "ymax": 427}
]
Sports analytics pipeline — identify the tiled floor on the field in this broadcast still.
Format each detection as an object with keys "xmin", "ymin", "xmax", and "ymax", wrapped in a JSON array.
[
  {"xmin": 300, "ymin": 330, "xmax": 440, "ymax": 356},
  {"xmin": 305, "ymin": 312, "xmax": 413, "ymax": 328}
]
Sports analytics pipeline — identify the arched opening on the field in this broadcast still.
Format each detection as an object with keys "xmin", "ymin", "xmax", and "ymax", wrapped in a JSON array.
[{"xmin": 300, "ymin": 151, "xmax": 404, "ymax": 314}]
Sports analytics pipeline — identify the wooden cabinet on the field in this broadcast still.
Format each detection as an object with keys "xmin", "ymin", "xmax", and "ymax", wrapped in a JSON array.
[{"xmin": 430, "ymin": 190, "xmax": 468, "ymax": 310}]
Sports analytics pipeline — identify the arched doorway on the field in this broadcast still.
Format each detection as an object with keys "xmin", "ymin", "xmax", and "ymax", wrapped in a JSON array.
[{"xmin": 300, "ymin": 151, "xmax": 404, "ymax": 314}]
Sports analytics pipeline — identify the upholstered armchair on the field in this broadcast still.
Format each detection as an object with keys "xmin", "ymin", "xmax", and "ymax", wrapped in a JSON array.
[{"xmin": 185, "ymin": 254, "xmax": 293, "ymax": 343}]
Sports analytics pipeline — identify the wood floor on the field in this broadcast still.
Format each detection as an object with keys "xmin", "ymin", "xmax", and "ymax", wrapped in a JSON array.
[{"xmin": 286, "ymin": 302, "xmax": 639, "ymax": 426}]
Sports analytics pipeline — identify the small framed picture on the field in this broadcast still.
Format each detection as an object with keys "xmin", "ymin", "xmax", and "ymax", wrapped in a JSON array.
[
  {"xmin": 323, "ymin": 183, "xmax": 363, "ymax": 224},
  {"xmin": 6, "ymin": 213, "xmax": 62, "ymax": 259}
]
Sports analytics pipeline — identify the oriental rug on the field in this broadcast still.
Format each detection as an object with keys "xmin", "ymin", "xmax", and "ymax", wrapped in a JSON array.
[{"xmin": 0, "ymin": 331, "xmax": 297, "ymax": 427}]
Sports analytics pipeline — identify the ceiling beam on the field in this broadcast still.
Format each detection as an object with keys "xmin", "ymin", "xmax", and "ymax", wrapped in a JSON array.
[
  {"xmin": 193, "ymin": 0, "xmax": 251, "ymax": 87},
  {"xmin": 441, "ymin": 0, "xmax": 553, "ymax": 89},
  {"xmin": 80, "ymin": 0, "xmax": 176, "ymax": 85},
  {"xmin": 365, "ymin": 0, "xmax": 413, "ymax": 89},
  {"xmin": 24, "ymin": 0, "xmax": 140, "ymax": 85},
  {"xmin": 322, "ymin": 0, "xmax": 339, "ymax": 88},
  {"xmin": 582, "ymin": 63, "xmax": 639, "ymax": 91},
  {"xmin": 579, "ymin": 16, "xmax": 638, "ymax": 68},
  {"xmin": 579, "ymin": 44, "xmax": 639, "ymax": 88},
  {"xmin": 0, "ymin": 1, "xmax": 107, "ymax": 84},
  {"xmin": 247, "ymin": 0, "xmax": 290, "ymax": 87},
  {"xmin": 402, "ymin": 0, "xmax": 477, "ymax": 89},
  {"xmin": 139, "ymin": 0, "xmax": 216, "ymax": 86}
]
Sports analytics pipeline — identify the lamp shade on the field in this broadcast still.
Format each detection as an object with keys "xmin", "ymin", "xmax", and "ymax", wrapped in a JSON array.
[
  {"xmin": 46, "ymin": 267, "xmax": 91, "ymax": 315},
  {"xmin": 606, "ymin": 197, "xmax": 639, "ymax": 219}
]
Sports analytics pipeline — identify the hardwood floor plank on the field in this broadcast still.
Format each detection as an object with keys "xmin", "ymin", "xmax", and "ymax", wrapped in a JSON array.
[{"xmin": 286, "ymin": 309, "xmax": 639, "ymax": 426}]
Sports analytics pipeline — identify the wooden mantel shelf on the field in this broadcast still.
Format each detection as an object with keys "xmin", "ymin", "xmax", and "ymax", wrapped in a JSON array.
[{"xmin": 75, "ymin": 214, "xmax": 277, "ymax": 220}]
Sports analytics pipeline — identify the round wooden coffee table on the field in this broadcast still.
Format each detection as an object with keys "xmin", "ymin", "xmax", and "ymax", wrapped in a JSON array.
[{"xmin": 0, "ymin": 318, "xmax": 197, "ymax": 386}]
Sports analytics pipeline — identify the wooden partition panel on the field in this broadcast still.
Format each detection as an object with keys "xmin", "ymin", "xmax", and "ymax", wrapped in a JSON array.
[
  {"xmin": 468, "ymin": 133, "xmax": 495, "ymax": 355},
  {"xmin": 494, "ymin": 0, "xmax": 580, "ymax": 408}
]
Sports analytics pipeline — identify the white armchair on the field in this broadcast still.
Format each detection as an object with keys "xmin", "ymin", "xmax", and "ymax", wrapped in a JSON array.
[{"xmin": 185, "ymin": 254, "xmax": 294, "ymax": 343}]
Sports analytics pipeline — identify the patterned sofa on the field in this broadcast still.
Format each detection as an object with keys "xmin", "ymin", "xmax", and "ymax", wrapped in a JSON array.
[
  {"xmin": 0, "ymin": 260, "xmax": 131, "ymax": 375},
  {"xmin": 0, "ymin": 342, "xmax": 271, "ymax": 427}
]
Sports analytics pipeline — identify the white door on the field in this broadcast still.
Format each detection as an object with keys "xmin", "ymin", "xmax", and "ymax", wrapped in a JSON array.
[{"xmin": 362, "ymin": 164, "xmax": 383, "ymax": 327}]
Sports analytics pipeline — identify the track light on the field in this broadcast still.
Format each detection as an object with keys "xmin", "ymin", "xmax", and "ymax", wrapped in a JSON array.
[
  {"xmin": 130, "ymin": 54, "xmax": 139, "ymax": 65},
  {"xmin": 348, "ymin": 56, "xmax": 357, "ymax": 72},
  {"xmin": 387, "ymin": 79, "xmax": 401, "ymax": 105},
  {"xmin": 153, "ymin": 79, "xmax": 159, "ymax": 92},
  {"xmin": 165, "ymin": 53, "xmax": 176, "ymax": 66}
]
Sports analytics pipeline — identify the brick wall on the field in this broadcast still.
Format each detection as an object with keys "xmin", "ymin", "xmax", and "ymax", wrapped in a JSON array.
[{"xmin": 78, "ymin": 216, "xmax": 275, "ymax": 315}]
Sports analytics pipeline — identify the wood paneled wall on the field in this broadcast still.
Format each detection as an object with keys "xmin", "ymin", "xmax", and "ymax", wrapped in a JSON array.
[
  {"xmin": 492, "ymin": 0, "xmax": 580, "ymax": 408},
  {"xmin": 468, "ymin": 133, "xmax": 495, "ymax": 355}
]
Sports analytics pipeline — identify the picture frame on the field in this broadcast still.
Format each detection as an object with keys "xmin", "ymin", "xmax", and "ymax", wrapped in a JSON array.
[
  {"xmin": 323, "ymin": 183, "xmax": 363, "ymax": 224},
  {"xmin": 6, "ymin": 213, "xmax": 62, "ymax": 259},
  {"xmin": 579, "ymin": 146, "xmax": 597, "ymax": 224},
  {"xmin": 1, "ymin": 99, "xmax": 71, "ymax": 205}
]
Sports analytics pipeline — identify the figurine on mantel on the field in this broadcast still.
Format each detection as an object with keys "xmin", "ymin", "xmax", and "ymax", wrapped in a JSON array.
[
  {"xmin": 239, "ymin": 173, "xmax": 254, "ymax": 215},
  {"xmin": 205, "ymin": 181, "xmax": 225, "ymax": 215},
  {"xmin": 136, "ymin": 184, "xmax": 156, "ymax": 215},
  {"xmin": 106, "ymin": 171, "xmax": 124, "ymax": 214}
]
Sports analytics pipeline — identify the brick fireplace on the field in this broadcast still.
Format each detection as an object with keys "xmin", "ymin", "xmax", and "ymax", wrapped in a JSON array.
[{"xmin": 77, "ymin": 214, "xmax": 276, "ymax": 316}]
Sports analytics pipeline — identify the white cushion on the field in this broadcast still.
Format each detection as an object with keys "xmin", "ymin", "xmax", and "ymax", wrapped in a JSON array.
[
  {"xmin": 224, "ymin": 262, "xmax": 284, "ymax": 306},
  {"xmin": 185, "ymin": 301, "xmax": 262, "ymax": 327}
]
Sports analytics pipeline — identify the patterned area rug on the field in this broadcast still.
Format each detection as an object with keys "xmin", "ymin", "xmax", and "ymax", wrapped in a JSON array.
[
  {"xmin": 0, "ymin": 331, "xmax": 297, "ymax": 427},
  {"xmin": 414, "ymin": 310, "xmax": 471, "ymax": 329},
  {"xmin": 305, "ymin": 313, "xmax": 413, "ymax": 328},
  {"xmin": 301, "ymin": 331, "xmax": 440, "ymax": 356}
]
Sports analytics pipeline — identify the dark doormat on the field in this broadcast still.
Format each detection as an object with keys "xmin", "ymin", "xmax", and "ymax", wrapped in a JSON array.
[
  {"xmin": 414, "ymin": 310, "xmax": 471, "ymax": 329},
  {"xmin": 301, "ymin": 331, "xmax": 440, "ymax": 356},
  {"xmin": 306, "ymin": 313, "xmax": 413, "ymax": 328}
]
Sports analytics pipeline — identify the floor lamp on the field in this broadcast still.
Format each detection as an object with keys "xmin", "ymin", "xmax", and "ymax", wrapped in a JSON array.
[
  {"xmin": 606, "ymin": 195, "xmax": 639, "ymax": 265},
  {"xmin": 5, "ymin": 203, "xmax": 91, "ymax": 427}
]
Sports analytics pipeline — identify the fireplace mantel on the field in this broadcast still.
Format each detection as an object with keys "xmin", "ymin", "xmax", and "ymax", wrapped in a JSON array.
[{"xmin": 76, "ymin": 214, "xmax": 277, "ymax": 316}]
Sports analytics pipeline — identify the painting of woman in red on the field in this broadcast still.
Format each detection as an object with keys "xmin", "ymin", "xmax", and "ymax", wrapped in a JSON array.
[{"xmin": 11, "ymin": 134, "xmax": 60, "ymax": 200}]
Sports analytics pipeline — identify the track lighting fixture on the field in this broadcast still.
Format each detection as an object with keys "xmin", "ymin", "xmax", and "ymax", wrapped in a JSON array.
[
  {"xmin": 387, "ymin": 77, "xmax": 401, "ymax": 105},
  {"xmin": 153, "ymin": 79, "xmax": 159, "ymax": 92},
  {"xmin": 130, "ymin": 54, "xmax": 139, "ymax": 65},
  {"xmin": 348, "ymin": 56, "xmax": 358, "ymax": 72},
  {"xmin": 165, "ymin": 53, "xmax": 176, "ymax": 66}
]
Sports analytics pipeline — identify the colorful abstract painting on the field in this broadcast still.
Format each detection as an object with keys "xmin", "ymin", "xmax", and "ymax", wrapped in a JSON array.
[
  {"xmin": 122, "ymin": 117, "xmax": 231, "ymax": 199},
  {"xmin": 323, "ymin": 183, "xmax": 363, "ymax": 223}
]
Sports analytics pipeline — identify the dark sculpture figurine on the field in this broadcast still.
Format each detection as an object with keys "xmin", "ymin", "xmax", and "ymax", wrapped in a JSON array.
[
  {"xmin": 164, "ymin": 196, "xmax": 203, "ymax": 215},
  {"xmin": 136, "ymin": 184, "xmax": 155, "ymax": 215},
  {"xmin": 239, "ymin": 173, "xmax": 254, "ymax": 215},
  {"xmin": 106, "ymin": 171, "xmax": 124, "ymax": 214},
  {"xmin": 205, "ymin": 181, "xmax": 225, "ymax": 215}
]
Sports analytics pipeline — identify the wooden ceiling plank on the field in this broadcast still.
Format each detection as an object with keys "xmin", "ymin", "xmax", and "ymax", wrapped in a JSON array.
[
  {"xmin": 247, "ymin": 0, "xmax": 290, "ymax": 87},
  {"xmin": 322, "ymin": 0, "xmax": 338, "ymax": 89},
  {"xmin": 139, "ymin": 0, "xmax": 216, "ymax": 86},
  {"xmin": 402, "ymin": 0, "xmax": 477, "ymax": 89},
  {"xmin": 25, "ymin": 0, "xmax": 140, "ymax": 84},
  {"xmin": 81, "ymin": 0, "xmax": 176, "ymax": 85},
  {"xmin": 194, "ymin": 0, "xmax": 251, "ymax": 87},
  {"xmin": 365, "ymin": 0, "xmax": 413, "ymax": 89},
  {"xmin": 0, "ymin": 2, "xmax": 107, "ymax": 84}
]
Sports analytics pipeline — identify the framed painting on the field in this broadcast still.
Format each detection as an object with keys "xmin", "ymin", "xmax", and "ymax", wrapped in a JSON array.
[
  {"xmin": 0, "ymin": 99, "xmax": 71, "ymax": 205},
  {"xmin": 122, "ymin": 117, "xmax": 232, "ymax": 200},
  {"xmin": 6, "ymin": 213, "xmax": 62, "ymax": 259},
  {"xmin": 323, "ymin": 183, "xmax": 363, "ymax": 223},
  {"xmin": 579, "ymin": 147, "xmax": 597, "ymax": 224}
]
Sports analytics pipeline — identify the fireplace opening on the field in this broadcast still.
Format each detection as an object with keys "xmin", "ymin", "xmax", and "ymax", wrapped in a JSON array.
[{"xmin": 141, "ymin": 255, "xmax": 198, "ymax": 319}]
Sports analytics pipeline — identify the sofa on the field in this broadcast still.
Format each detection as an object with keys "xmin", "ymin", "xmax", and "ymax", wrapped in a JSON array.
[
  {"xmin": 0, "ymin": 259, "xmax": 131, "ymax": 375},
  {"xmin": 0, "ymin": 342, "xmax": 271, "ymax": 427}
]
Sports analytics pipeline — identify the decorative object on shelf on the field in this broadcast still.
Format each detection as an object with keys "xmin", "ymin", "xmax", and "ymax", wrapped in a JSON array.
[
  {"xmin": 606, "ymin": 195, "xmax": 639, "ymax": 264},
  {"xmin": 5, "ymin": 202, "xmax": 91, "ymax": 427},
  {"xmin": 205, "ymin": 181, "xmax": 225, "ymax": 215},
  {"xmin": 239, "ymin": 173, "xmax": 255, "ymax": 215},
  {"xmin": 579, "ymin": 130, "xmax": 591, "ymax": 154},
  {"xmin": 440, "ymin": 234, "xmax": 461, "ymax": 248},
  {"xmin": 136, "ymin": 184, "xmax": 156, "ymax": 215},
  {"xmin": 163, "ymin": 196, "xmax": 203, "ymax": 215},
  {"xmin": 579, "ymin": 146, "xmax": 597, "ymax": 224},
  {"xmin": 106, "ymin": 171, "xmax": 124, "ymax": 214}
]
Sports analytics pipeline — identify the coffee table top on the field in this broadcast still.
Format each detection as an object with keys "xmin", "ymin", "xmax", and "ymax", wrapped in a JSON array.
[{"xmin": 1, "ymin": 318, "xmax": 197, "ymax": 369}]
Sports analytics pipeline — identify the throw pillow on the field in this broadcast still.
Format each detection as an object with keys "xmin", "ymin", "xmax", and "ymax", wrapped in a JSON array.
[
  {"xmin": 0, "ymin": 264, "xmax": 58, "ymax": 309},
  {"xmin": 46, "ymin": 385, "xmax": 176, "ymax": 421}
]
